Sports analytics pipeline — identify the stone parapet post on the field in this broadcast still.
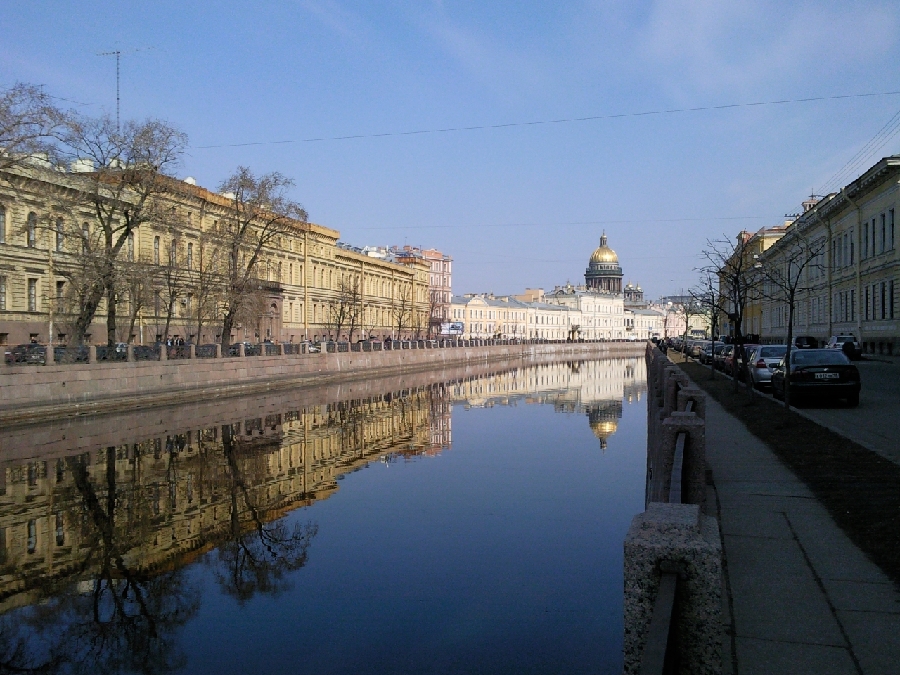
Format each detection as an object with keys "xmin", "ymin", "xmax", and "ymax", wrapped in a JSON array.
[
  {"xmin": 87, "ymin": 346, "xmax": 97, "ymax": 364},
  {"xmin": 677, "ymin": 387, "xmax": 706, "ymax": 419},
  {"xmin": 215, "ymin": 344, "xmax": 222, "ymax": 359},
  {"xmin": 624, "ymin": 502, "xmax": 722, "ymax": 675},
  {"xmin": 158, "ymin": 345, "xmax": 166, "ymax": 361},
  {"xmin": 650, "ymin": 412, "xmax": 706, "ymax": 506},
  {"xmin": 188, "ymin": 344, "xmax": 196, "ymax": 359},
  {"xmin": 126, "ymin": 345, "xmax": 134, "ymax": 362},
  {"xmin": 44, "ymin": 344, "xmax": 54, "ymax": 364},
  {"xmin": 238, "ymin": 343, "xmax": 245, "ymax": 358}
]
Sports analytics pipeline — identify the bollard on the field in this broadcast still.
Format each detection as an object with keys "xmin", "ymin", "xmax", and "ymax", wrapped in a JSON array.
[
  {"xmin": 44, "ymin": 344, "xmax": 54, "ymax": 365},
  {"xmin": 126, "ymin": 344, "xmax": 134, "ymax": 362},
  {"xmin": 158, "ymin": 344, "xmax": 166, "ymax": 361},
  {"xmin": 187, "ymin": 344, "xmax": 195, "ymax": 359},
  {"xmin": 87, "ymin": 345, "xmax": 97, "ymax": 364},
  {"xmin": 215, "ymin": 344, "xmax": 222, "ymax": 358},
  {"xmin": 238, "ymin": 343, "xmax": 245, "ymax": 358},
  {"xmin": 278, "ymin": 344, "xmax": 285, "ymax": 356},
  {"xmin": 624, "ymin": 502, "xmax": 722, "ymax": 675}
]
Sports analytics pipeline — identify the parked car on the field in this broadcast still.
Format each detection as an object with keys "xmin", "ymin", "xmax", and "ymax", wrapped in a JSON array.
[
  {"xmin": 771, "ymin": 348, "xmax": 860, "ymax": 406},
  {"xmin": 826, "ymin": 334, "xmax": 861, "ymax": 360},
  {"xmin": 699, "ymin": 343, "xmax": 714, "ymax": 364},
  {"xmin": 746, "ymin": 345, "xmax": 788, "ymax": 388},
  {"xmin": 720, "ymin": 344, "xmax": 736, "ymax": 372},
  {"xmin": 712, "ymin": 344, "xmax": 728, "ymax": 370},
  {"xmin": 4, "ymin": 343, "xmax": 46, "ymax": 365},
  {"xmin": 793, "ymin": 335, "xmax": 818, "ymax": 349},
  {"xmin": 716, "ymin": 344, "xmax": 733, "ymax": 371},
  {"xmin": 735, "ymin": 343, "xmax": 759, "ymax": 377}
]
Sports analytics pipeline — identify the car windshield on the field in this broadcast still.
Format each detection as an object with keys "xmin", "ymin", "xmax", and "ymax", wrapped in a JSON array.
[
  {"xmin": 792, "ymin": 350, "xmax": 851, "ymax": 366},
  {"xmin": 759, "ymin": 346, "xmax": 787, "ymax": 358}
]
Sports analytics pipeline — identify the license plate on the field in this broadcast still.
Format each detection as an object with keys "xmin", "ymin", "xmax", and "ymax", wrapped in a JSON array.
[{"xmin": 815, "ymin": 372, "xmax": 840, "ymax": 379}]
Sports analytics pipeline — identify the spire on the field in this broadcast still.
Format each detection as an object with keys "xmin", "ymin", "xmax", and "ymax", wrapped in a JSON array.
[{"xmin": 600, "ymin": 231, "xmax": 607, "ymax": 247}]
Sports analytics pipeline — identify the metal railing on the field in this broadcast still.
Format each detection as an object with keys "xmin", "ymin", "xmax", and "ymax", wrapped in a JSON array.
[{"xmin": 5, "ymin": 336, "xmax": 642, "ymax": 367}]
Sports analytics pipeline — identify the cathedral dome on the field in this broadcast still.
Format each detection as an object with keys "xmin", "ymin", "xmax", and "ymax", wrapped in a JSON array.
[{"xmin": 590, "ymin": 238, "xmax": 619, "ymax": 264}]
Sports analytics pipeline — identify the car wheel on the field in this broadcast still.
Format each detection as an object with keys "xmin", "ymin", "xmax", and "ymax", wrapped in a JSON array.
[{"xmin": 847, "ymin": 392, "xmax": 859, "ymax": 407}]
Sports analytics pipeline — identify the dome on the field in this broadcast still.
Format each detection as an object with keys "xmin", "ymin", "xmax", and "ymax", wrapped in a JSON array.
[
  {"xmin": 589, "ymin": 232, "xmax": 619, "ymax": 264},
  {"xmin": 590, "ymin": 419, "xmax": 618, "ymax": 440}
]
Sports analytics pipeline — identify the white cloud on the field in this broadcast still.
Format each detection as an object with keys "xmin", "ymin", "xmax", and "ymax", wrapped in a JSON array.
[{"xmin": 635, "ymin": 0, "xmax": 900, "ymax": 96}]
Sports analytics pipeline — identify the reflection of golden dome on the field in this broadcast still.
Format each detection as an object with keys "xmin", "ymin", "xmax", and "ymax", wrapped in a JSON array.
[{"xmin": 590, "ymin": 419, "xmax": 618, "ymax": 440}]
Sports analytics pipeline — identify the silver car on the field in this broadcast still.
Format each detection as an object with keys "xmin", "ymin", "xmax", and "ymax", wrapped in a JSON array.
[{"xmin": 747, "ymin": 345, "xmax": 788, "ymax": 388}]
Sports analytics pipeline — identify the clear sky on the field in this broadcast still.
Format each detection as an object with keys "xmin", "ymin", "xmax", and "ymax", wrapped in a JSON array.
[{"xmin": 4, "ymin": 1, "xmax": 900, "ymax": 298}]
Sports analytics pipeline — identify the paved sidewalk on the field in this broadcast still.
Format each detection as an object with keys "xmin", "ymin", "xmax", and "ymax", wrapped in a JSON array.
[{"xmin": 704, "ymin": 395, "xmax": 900, "ymax": 675}]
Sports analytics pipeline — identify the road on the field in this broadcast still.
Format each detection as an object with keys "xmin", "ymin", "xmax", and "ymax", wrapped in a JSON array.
[{"xmin": 793, "ymin": 357, "xmax": 900, "ymax": 465}]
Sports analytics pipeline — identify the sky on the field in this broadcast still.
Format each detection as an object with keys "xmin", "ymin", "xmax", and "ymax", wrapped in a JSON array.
[{"xmin": 4, "ymin": 1, "xmax": 900, "ymax": 298}]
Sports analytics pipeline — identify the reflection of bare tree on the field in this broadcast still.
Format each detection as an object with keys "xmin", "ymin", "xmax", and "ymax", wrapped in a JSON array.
[
  {"xmin": 0, "ymin": 449, "xmax": 200, "ymax": 675},
  {"xmin": 211, "ymin": 425, "xmax": 317, "ymax": 604}
]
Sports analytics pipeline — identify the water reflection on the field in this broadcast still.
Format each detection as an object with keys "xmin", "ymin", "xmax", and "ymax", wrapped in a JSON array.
[{"xmin": 0, "ymin": 356, "xmax": 646, "ymax": 674}]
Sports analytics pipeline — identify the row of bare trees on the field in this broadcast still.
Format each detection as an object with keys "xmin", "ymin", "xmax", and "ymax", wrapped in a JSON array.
[
  {"xmin": 688, "ymin": 226, "xmax": 826, "ymax": 407},
  {"xmin": 2, "ymin": 82, "xmax": 308, "ymax": 348}
]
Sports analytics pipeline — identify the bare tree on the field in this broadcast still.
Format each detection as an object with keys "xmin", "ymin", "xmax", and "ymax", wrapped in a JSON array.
[
  {"xmin": 214, "ymin": 167, "xmax": 307, "ymax": 349},
  {"xmin": 691, "ymin": 273, "xmax": 723, "ymax": 379},
  {"xmin": 159, "ymin": 235, "xmax": 189, "ymax": 342},
  {"xmin": 392, "ymin": 284, "xmax": 412, "ymax": 339},
  {"xmin": 55, "ymin": 114, "xmax": 187, "ymax": 345},
  {"xmin": 0, "ymin": 82, "xmax": 62, "ymax": 173},
  {"xmin": 758, "ymin": 232, "xmax": 827, "ymax": 407},
  {"xmin": 118, "ymin": 256, "xmax": 160, "ymax": 343},
  {"xmin": 191, "ymin": 234, "xmax": 224, "ymax": 344},
  {"xmin": 699, "ymin": 233, "xmax": 762, "ymax": 391}
]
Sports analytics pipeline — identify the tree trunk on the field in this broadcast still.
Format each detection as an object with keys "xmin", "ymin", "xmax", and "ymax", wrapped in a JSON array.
[
  {"xmin": 106, "ymin": 281, "xmax": 117, "ymax": 347},
  {"xmin": 784, "ymin": 300, "xmax": 795, "ymax": 408},
  {"xmin": 221, "ymin": 309, "xmax": 236, "ymax": 349},
  {"xmin": 163, "ymin": 298, "xmax": 175, "ymax": 341},
  {"xmin": 72, "ymin": 283, "xmax": 105, "ymax": 345}
]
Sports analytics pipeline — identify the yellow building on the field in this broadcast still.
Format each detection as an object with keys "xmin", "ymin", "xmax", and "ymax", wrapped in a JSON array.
[{"xmin": 0, "ymin": 163, "xmax": 429, "ymax": 345}]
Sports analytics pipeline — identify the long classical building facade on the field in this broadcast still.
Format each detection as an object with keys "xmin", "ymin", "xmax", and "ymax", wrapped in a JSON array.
[
  {"xmin": 738, "ymin": 156, "xmax": 898, "ymax": 355},
  {"xmin": 450, "ymin": 234, "xmax": 662, "ymax": 340},
  {"xmin": 0, "ymin": 163, "xmax": 430, "ymax": 346}
]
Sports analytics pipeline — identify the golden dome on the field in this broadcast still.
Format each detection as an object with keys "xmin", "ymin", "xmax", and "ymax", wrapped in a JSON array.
[{"xmin": 589, "ymin": 233, "xmax": 619, "ymax": 264}]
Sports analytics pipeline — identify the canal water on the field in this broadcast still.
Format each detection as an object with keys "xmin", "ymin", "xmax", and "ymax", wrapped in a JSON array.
[{"xmin": 0, "ymin": 356, "xmax": 647, "ymax": 675}]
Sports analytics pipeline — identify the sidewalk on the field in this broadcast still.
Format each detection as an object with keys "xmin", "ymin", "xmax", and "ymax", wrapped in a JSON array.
[{"xmin": 704, "ymin": 394, "xmax": 900, "ymax": 675}]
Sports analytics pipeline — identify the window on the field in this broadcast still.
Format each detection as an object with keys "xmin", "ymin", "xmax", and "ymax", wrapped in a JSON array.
[
  {"xmin": 82, "ymin": 223, "xmax": 89, "ymax": 254},
  {"xmin": 154, "ymin": 236, "xmax": 160, "ymax": 264},
  {"xmin": 56, "ymin": 280, "xmax": 65, "ymax": 305},
  {"xmin": 891, "ymin": 280, "xmax": 896, "ymax": 320},
  {"xmin": 882, "ymin": 282, "xmax": 887, "ymax": 319},
  {"xmin": 0, "ymin": 276, "xmax": 5, "ymax": 310},
  {"xmin": 55, "ymin": 218, "xmax": 64, "ymax": 252},
  {"xmin": 891, "ymin": 209, "xmax": 896, "ymax": 251},
  {"xmin": 864, "ymin": 221, "xmax": 869, "ymax": 258},
  {"xmin": 55, "ymin": 513, "xmax": 64, "ymax": 547},
  {"xmin": 127, "ymin": 233, "xmax": 134, "ymax": 261},
  {"xmin": 27, "ymin": 279, "xmax": 37, "ymax": 312},
  {"xmin": 865, "ymin": 286, "xmax": 870, "ymax": 321},
  {"xmin": 27, "ymin": 212, "xmax": 37, "ymax": 248},
  {"xmin": 880, "ymin": 216, "xmax": 887, "ymax": 255},
  {"xmin": 186, "ymin": 242, "xmax": 193, "ymax": 269},
  {"xmin": 170, "ymin": 239, "xmax": 177, "ymax": 265},
  {"xmin": 27, "ymin": 520, "xmax": 37, "ymax": 554},
  {"xmin": 0, "ymin": 204, "xmax": 5, "ymax": 243}
]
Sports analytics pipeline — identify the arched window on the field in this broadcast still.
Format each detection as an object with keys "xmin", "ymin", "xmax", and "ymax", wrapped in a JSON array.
[
  {"xmin": 0, "ymin": 204, "xmax": 6, "ymax": 243},
  {"xmin": 55, "ymin": 218, "xmax": 64, "ymax": 252},
  {"xmin": 82, "ymin": 223, "xmax": 90, "ymax": 255},
  {"xmin": 26, "ymin": 212, "xmax": 37, "ymax": 248},
  {"xmin": 153, "ymin": 236, "xmax": 160, "ymax": 264}
]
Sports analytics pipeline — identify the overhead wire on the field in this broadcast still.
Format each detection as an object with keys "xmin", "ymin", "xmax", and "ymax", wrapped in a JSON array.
[
  {"xmin": 819, "ymin": 106, "xmax": 900, "ymax": 194},
  {"xmin": 192, "ymin": 89, "xmax": 900, "ymax": 150}
]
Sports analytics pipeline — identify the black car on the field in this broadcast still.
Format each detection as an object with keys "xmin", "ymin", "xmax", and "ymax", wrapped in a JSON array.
[{"xmin": 771, "ymin": 349, "xmax": 860, "ymax": 406}]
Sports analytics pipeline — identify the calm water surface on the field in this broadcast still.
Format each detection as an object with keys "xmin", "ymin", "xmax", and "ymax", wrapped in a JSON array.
[{"xmin": 1, "ymin": 357, "xmax": 647, "ymax": 674}]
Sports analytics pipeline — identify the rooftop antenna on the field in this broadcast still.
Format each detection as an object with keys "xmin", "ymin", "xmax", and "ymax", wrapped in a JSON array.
[{"xmin": 96, "ymin": 46, "xmax": 154, "ymax": 131}]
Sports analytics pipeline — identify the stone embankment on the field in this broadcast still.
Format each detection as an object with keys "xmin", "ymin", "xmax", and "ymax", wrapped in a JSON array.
[
  {"xmin": 623, "ymin": 344, "xmax": 723, "ymax": 675},
  {"xmin": 0, "ymin": 341, "xmax": 643, "ymax": 424}
]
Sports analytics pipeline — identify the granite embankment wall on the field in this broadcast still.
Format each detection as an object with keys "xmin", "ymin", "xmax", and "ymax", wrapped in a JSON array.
[{"xmin": 0, "ymin": 342, "xmax": 644, "ymax": 424}]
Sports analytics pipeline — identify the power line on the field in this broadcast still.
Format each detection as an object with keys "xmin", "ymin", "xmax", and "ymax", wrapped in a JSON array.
[
  {"xmin": 193, "ymin": 89, "xmax": 900, "ymax": 150},
  {"xmin": 819, "ymin": 106, "xmax": 900, "ymax": 194}
]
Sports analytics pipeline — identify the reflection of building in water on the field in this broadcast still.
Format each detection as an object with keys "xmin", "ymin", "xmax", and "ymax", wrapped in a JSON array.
[
  {"xmin": 0, "ymin": 387, "xmax": 447, "ymax": 613},
  {"xmin": 449, "ymin": 357, "xmax": 646, "ymax": 450},
  {"xmin": 0, "ymin": 357, "xmax": 643, "ymax": 617}
]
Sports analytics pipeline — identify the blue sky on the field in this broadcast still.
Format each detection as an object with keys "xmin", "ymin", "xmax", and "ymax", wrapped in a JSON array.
[{"xmin": 4, "ymin": 1, "xmax": 900, "ymax": 297}]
